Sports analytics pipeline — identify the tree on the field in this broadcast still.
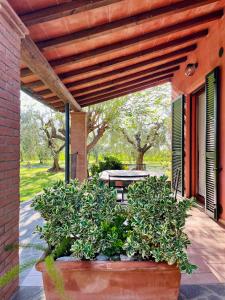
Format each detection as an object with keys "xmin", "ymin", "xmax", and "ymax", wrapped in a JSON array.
[
  {"xmin": 117, "ymin": 84, "xmax": 171, "ymax": 169},
  {"xmin": 86, "ymin": 100, "xmax": 124, "ymax": 155},
  {"xmin": 39, "ymin": 113, "xmax": 66, "ymax": 172},
  {"xmin": 20, "ymin": 108, "xmax": 50, "ymax": 163}
]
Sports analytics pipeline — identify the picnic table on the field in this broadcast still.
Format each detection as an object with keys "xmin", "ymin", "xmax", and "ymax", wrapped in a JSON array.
[{"xmin": 100, "ymin": 170, "xmax": 151, "ymax": 201}]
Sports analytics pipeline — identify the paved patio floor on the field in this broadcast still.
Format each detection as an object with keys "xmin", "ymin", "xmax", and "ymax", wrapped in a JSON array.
[{"xmin": 12, "ymin": 202, "xmax": 225, "ymax": 299}]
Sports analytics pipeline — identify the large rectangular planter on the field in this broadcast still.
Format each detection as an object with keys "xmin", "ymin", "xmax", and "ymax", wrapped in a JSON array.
[{"xmin": 36, "ymin": 260, "xmax": 181, "ymax": 300}]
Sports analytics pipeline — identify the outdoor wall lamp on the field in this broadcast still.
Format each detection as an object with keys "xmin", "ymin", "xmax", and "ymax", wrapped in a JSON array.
[{"xmin": 185, "ymin": 63, "xmax": 198, "ymax": 77}]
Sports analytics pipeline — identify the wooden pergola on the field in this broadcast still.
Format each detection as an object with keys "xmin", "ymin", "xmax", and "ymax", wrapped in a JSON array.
[{"xmin": 8, "ymin": 0, "xmax": 224, "ymax": 111}]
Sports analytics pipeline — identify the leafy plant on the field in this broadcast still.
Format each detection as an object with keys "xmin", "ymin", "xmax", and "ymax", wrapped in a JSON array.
[
  {"xmin": 125, "ymin": 176, "xmax": 196, "ymax": 273},
  {"xmin": 90, "ymin": 155, "xmax": 124, "ymax": 175},
  {"xmin": 32, "ymin": 176, "xmax": 196, "ymax": 273}
]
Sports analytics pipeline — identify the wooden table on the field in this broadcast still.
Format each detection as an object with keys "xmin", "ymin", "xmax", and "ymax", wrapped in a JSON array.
[
  {"xmin": 100, "ymin": 170, "xmax": 150, "ymax": 181},
  {"xmin": 100, "ymin": 170, "xmax": 151, "ymax": 201}
]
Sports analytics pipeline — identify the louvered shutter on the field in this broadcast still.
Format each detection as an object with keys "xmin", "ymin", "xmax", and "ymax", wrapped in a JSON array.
[
  {"xmin": 172, "ymin": 96, "xmax": 184, "ymax": 196},
  {"xmin": 205, "ymin": 67, "xmax": 220, "ymax": 220}
]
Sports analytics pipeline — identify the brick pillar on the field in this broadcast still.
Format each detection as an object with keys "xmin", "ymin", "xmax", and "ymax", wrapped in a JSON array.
[
  {"xmin": 71, "ymin": 112, "xmax": 88, "ymax": 182},
  {"xmin": 0, "ymin": 1, "xmax": 27, "ymax": 299}
]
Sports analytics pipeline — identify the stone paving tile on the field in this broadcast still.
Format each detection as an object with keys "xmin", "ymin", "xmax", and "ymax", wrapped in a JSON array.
[
  {"xmin": 11, "ymin": 287, "xmax": 45, "ymax": 300},
  {"xmin": 19, "ymin": 200, "xmax": 46, "ymax": 284},
  {"xmin": 12, "ymin": 284, "xmax": 225, "ymax": 300},
  {"xmin": 179, "ymin": 284, "xmax": 225, "ymax": 300}
]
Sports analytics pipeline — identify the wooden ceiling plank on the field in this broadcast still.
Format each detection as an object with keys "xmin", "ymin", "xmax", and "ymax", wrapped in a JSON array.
[
  {"xmin": 74, "ymin": 66, "xmax": 180, "ymax": 99},
  {"xmin": 20, "ymin": 0, "xmax": 124, "ymax": 26},
  {"xmin": 81, "ymin": 78, "xmax": 171, "ymax": 107},
  {"xmin": 71, "ymin": 58, "xmax": 186, "ymax": 96},
  {"xmin": 22, "ymin": 29, "xmax": 206, "ymax": 86},
  {"xmin": 46, "ymin": 96, "xmax": 60, "ymax": 102},
  {"xmin": 21, "ymin": 36, "xmax": 81, "ymax": 111},
  {"xmin": 78, "ymin": 73, "xmax": 174, "ymax": 104},
  {"xmin": 37, "ymin": 0, "xmax": 218, "ymax": 50}
]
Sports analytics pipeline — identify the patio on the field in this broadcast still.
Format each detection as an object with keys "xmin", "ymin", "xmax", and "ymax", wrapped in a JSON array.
[
  {"xmin": 1, "ymin": 0, "xmax": 225, "ymax": 299},
  {"xmin": 11, "ymin": 204, "xmax": 225, "ymax": 299}
]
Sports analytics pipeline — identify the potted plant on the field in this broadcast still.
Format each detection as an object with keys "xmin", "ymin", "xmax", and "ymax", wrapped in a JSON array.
[{"xmin": 33, "ymin": 176, "xmax": 196, "ymax": 300}]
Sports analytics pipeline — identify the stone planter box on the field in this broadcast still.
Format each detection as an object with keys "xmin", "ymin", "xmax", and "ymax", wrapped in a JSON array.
[{"xmin": 36, "ymin": 260, "xmax": 181, "ymax": 300}]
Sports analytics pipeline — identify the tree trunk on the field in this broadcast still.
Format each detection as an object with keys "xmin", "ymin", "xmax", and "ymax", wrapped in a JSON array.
[
  {"xmin": 136, "ymin": 151, "xmax": 144, "ymax": 170},
  {"xmin": 48, "ymin": 153, "xmax": 63, "ymax": 172}
]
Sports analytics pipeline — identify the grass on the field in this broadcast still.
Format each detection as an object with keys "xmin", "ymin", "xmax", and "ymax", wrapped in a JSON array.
[
  {"xmin": 20, "ymin": 162, "xmax": 64, "ymax": 202},
  {"xmin": 20, "ymin": 159, "xmax": 171, "ymax": 202}
]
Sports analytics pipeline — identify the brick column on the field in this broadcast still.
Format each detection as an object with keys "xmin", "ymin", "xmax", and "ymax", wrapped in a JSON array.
[
  {"xmin": 0, "ymin": 1, "xmax": 27, "ymax": 299},
  {"xmin": 71, "ymin": 112, "xmax": 88, "ymax": 182}
]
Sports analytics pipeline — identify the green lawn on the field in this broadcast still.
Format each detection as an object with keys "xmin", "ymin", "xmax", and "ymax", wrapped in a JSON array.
[
  {"xmin": 20, "ymin": 163, "xmax": 64, "ymax": 201},
  {"xmin": 20, "ymin": 160, "xmax": 170, "ymax": 202}
]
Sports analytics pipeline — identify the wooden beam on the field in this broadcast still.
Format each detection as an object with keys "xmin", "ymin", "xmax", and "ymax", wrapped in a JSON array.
[
  {"xmin": 37, "ymin": 0, "xmax": 218, "ymax": 50},
  {"xmin": 21, "ymin": 36, "xmax": 81, "ymax": 111},
  {"xmin": 79, "ymin": 74, "xmax": 173, "ymax": 105},
  {"xmin": 21, "ymin": 29, "xmax": 208, "ymax": 80},
  {"xmin": 81, "ymin": 78, "xmax": 171, "ymax": 107},
  {"xmin": 72, "ymin": 61, "xmax": 185, "ymax": 96},
  {"xmin": 66, "ymin": 45, "xmax": 196, "ymax": 88},
  {"xmin": 75, "ymin": 66, "xmax": 179, "ymax": 99},
  {"xmin": 20, "ymin": 0, "xmax": 123, "ymax": 26}
]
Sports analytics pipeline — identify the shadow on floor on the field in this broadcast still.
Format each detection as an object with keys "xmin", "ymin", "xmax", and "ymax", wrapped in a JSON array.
[{"xmin": 12, "ymin": 284, "xmax": 225, "ymax": 300}]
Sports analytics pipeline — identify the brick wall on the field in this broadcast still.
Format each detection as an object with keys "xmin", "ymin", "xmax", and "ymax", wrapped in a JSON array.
[
  {"xmin": 71, "ymin": 112, "xmax": 88, "ymax": 182},
  {"xmin": 0, "ymin": 5, "xmax": 24, "ymax": 300}
]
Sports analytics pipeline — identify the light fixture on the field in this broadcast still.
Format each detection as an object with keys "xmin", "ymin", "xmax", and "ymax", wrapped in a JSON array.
[{"xmin": 185, "ymin": 63, "xmax": 198, "ymax": 77}]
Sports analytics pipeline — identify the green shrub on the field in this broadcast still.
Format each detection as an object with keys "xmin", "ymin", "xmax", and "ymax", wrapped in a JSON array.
[
  {"xmin": 32, "ymin": 176, "xmax": 196, "ymax": 273},
  {"xmin": 125, "ymin": 176, "xmax": 196, "ymax": 273},
  {"xmin": 90, "ymin": 155, "xmax": 124, "ymax": 175}
]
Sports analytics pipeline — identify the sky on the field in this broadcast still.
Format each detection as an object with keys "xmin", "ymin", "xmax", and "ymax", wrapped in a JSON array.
[{"xmin": 20, "ymin": 91, "xmax": 52, "ymax": 114}]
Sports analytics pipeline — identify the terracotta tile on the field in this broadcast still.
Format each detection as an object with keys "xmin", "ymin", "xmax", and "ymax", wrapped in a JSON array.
[
  {"xmin": 181, "ymin": 272, "xmax": 219, "ymax": 285},
  {"xmin": 207, "ymin": 264, "xmax": 225, "ymax": 283},
  {"xmin": 182, "ymin": 208, "xmax": 225, "ymax": 285}
]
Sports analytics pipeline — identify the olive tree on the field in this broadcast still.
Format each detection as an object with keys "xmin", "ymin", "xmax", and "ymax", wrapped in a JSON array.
[{"xmin": 118, "ymin": 84, "xmax": 171, "ymax": 169}]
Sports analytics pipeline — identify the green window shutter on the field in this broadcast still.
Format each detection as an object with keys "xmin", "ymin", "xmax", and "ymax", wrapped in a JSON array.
[
  {"xmin": 172, "ymin": 95, "xmax": 185, "ymax": 196},
  {"xmin": 205, "ymin": 67, "xmax": 220, "ymax": 220}
]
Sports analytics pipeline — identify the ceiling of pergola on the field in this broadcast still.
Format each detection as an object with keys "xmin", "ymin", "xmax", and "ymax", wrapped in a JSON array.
[{"xmin": 8, "ymin": 0, "xmax": 225, "ymax": 111}]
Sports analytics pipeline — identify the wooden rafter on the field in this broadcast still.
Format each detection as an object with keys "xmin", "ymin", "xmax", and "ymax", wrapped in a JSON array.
[
  {"xmin": 78, "ymin": 73, "xmax": 174, "ymax": 105},
  {"xmin": 46, "ymin": 96, "xmax": 59, "ymax": 102},
  {"xmin": 80, "ymin": 78, "xmax": 172, "ymax": 107},
  {"xmin": 21, "ymin": 36, "xmax": 81, "ymax": 111},
  {"xmin": 39, "ymin": 9, "xmax": 222, "ymax": 56},
  {"xmin": 22, "ymin": 29, "xmax": 207, "ymax": 84},
  {"xmin": 74, "ymin": 66, "xmax": 180, "ymax": 99},
  {"xmin": 36, "ymin": 0, "xmax": 218, "ymax": 50},
  {"xmin": 20, "ymin": 0, "xmax": 124, "ymax": 26},
  {"xmin": 66, "ymin": 44, "xmax": 196, "ymax": 88},
  {"xmin": 31, "ymin": 44, "xmax": 195, "ymax": 99},
  {"xmin": 32, "ymin": 9, "xmax": 222, "ymax": 71},
  {"xmin": 21, "ymin": 84, "xmax": 57, "ymax": 111},
  {"xmin": 72, "ymin": 59, "xmax": 186, "ymax": 96}
]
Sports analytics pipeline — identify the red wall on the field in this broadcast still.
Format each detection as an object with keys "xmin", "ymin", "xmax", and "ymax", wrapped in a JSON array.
[{"xmin": 172, "ymin": 15, "xmax": 225, "ymax": 220}]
